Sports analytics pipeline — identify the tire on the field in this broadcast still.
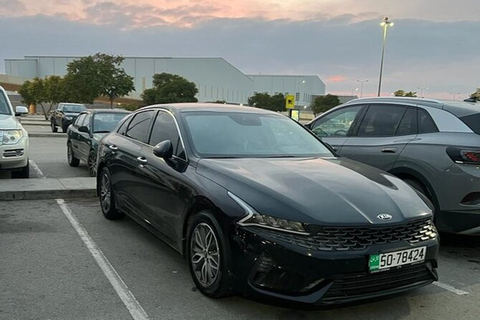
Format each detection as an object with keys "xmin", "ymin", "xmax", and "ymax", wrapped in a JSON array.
[
  {"xmin": 11, "ymin": 161, "xmax": 30, "ymax": 179},
  {"xmin": 51, "ymin": 120, "xmax": 58, "ymax": 133},
  {"xmin": 67, "ymin": 143, "xmax": 80, "ymax": 167},
  {"xmin": 99, "ymin": 167, "xmax": 124, "ymax": 220},
  {"xmin": 87, "ymin": 150, "xmax": 97, "ymax": 177},
  {"xmin": 404, "ymin": 178, "xmax": 435, "ymax": 211},
  {"xmin": 187, "ymin": 211, "xmax": 232, "ymax": 298}
]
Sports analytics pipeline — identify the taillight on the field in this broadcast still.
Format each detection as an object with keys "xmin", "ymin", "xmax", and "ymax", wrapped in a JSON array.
[{"xmin": 446, "ymin": 146, "xmax": 480, "ymax": 164}]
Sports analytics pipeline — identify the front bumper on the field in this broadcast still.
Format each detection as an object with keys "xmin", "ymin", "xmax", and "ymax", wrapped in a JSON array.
[
  {"xmin": 434, "ymin": 163, "xmax": 480, "ymax": 234},
  {"xmin": 0, "ymin": 137, "xmax": 29, "ymax": 171},
  {"xmin": 232, "ymin": 223, "xmax": 439, "ymax": 305}
]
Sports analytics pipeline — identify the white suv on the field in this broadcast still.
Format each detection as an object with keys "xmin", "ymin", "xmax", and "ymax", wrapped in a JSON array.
[{"xmin": 0, "ymin": 86, "xmax": 29, "ymax": 178}]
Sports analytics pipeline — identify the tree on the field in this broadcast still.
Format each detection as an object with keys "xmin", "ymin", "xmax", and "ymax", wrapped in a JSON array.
[
  {"xmin": 18, "ymin": 76, "xmax": 67, "ymax": 119},
  {"xmin": 470, "ymin": 88, "xmax": 480, "ymax": 101},
  {"xmin": 310, "ymin": 94, "xmax": 340, "ymax": 116},
  {"xmin": 394, "ymin": 90, "xmax": 417, "ymax": 97},
  {"xmin": 141, "ymin": 73, "xmax": 198, "ymax": 105},
  {"xmin": 247, "ymin": 92, "xmax": 286, "ymax": 112},
  {"xmin": 63, "ymin": 53, "xmax": 135, "ymax": 107}
]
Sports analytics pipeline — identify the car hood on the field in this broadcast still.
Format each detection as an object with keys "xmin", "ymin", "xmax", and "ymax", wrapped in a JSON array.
[
  {"xmin": 196, "ymin": 157, "xmax": 432, "ymax": 226},
  {"xmin": 0, "ymin": 114, "xmax": 22, "ymax": 130}
]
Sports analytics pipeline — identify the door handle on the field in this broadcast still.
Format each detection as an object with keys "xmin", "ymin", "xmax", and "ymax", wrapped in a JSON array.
[
  {"xmin": 381, "ymin": 148, "xmax": 397, "ymax": 153},
  {"xmin": 137, "ymin": 156, "xmax": 148, "ymax": 164},
  {"xmin": 108, "ymin": 145, "xmax": 118, "ymax": 151}
]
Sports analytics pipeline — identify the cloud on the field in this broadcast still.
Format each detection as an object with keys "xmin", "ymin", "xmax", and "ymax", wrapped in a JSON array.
[
  {"xmin": 0, "ymin": 13, "xmax": 479, "ymax": 98},
  {"xmin": 0, "ymin": 0, "xmax": 27, "ymax": 16}
]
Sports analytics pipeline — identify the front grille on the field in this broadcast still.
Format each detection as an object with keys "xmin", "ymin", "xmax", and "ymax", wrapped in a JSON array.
[
  {"xmin": 259, "ymin": 218, "xmax": 437, "ymax": 251},
  {"xmin": 322, "ymin": 263, "xmax": 435, "ymax": 301}
]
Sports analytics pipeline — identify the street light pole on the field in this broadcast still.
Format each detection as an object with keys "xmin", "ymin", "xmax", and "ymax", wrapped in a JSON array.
[
  {"xmin": 357, "ymin": 79, "xmax": 368, "ymax": 98},
  {"xmin": 417, "ymin": 86, "xmax": 428, "ymax": 98},
  {"xmin": 450, "ymin": 92, "xmax": 460, "ymax": 100},
  {"xmin": 377, "ymin": 17, "xmax": 394, "ymax": 97},
  {"xmin": 297, "ymin": 79, "xmax": 305, "ymax": 106}
]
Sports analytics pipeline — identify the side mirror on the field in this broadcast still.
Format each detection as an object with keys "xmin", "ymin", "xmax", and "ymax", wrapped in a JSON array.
[
  {"xmin": 153, "ymin": 140, "xmax": 173, "ymax": 159},
  {"xmin": 78, "ymin": 126, "xmax": 89, "ymax": 133},
  {"xmin": 15, "ymin": 106, "xmax": 29, "ymax": 116}
]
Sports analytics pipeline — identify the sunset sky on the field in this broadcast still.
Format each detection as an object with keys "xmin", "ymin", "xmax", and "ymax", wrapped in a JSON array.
[{"xmin": 1, "ymin": 0, "xmax": 479, "ymax": 99}]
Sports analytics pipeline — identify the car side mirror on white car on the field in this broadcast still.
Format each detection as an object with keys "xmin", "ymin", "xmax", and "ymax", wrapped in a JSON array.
[{"xmin": 15, "ymin": 106, "xmax": 29, "ymax": 116}]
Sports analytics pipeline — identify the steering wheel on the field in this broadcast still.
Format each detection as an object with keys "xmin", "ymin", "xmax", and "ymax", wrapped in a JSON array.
[{"xmin": 333, "ymin": 129, "xmax": 347, "ymax": 136}]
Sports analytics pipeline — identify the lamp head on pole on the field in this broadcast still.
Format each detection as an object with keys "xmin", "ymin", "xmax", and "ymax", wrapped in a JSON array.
[{"xmin": 380, "ymin": 17, "xmax": 394, "ymax": 27}]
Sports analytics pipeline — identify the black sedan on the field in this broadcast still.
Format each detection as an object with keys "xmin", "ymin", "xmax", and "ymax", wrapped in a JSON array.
[
  {"xmin": 96, "ymin": 103, "xmax": 439, "ymax": 305},
  {"xmin": 67, "ymin": 109, "xmax": 131, "ymax": 176}
]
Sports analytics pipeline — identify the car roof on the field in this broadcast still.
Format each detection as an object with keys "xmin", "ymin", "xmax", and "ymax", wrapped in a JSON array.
[
  {"xmin": 344, "ymin": 97, "xmax": 479, "ymax": 118},
  {"xmin": 80, "ymin": 108, "xmax": 132, "ymax": 114},
  {"xmin": 140, "ymin": 103, "xmax": 277, "ymax": 115}
]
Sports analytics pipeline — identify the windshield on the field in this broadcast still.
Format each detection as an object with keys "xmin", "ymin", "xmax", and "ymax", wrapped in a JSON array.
[
  {"xmin": 182, "ymin": 111, "xmax": 333, "ymax": 158},
  {"xmin": 63, "ymin": 104, "xmax": 86, "ymax": 113},
  {"xmin": 0, "ymin": 92, "xmax": 12, "ymax": 115},
  {"xmin": 93, "ymin": 113, "xmax": 129, "ymax": 133}
]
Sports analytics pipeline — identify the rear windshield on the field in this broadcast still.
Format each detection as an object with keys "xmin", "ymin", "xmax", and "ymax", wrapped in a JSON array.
[{"xmin": 460, "ymin": 113, "xmax": 480, "ymax": 134}]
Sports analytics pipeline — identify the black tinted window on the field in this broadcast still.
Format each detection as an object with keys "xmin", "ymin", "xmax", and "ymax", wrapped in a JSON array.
[
  {"xmin": 357, "ymin": 105, "xmax": 406, "ymax": 137},
  {"xmin": 418, "ymin": 109, "xmax": 438, "ymax": 134},
  {"xmin": 125, "ymin": 111, "xmax": 155, "ymax": 143},
  {"xmin": 117, "ymin": 116, "xmax": 131, "ymax": 135},
  {"xmin": 149, "ymin": 111, "xmax": 185, "ymax": 159},
  {"xmin": 395, "ymin": 108, "xmax": 417, "ymax": 136}
]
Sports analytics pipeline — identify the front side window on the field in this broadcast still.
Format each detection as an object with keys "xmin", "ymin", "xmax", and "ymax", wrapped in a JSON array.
[
  {"xmin": 357, "ymin": 105, "xmax": 406, "ymax": 137},
  {"xmin": 395, "ymin": 108, "xmax": 417, "ymax": 136},
  {"xmin": 183, "ymin": 112, "xmax": 333, "ymax": 158},
  {"xmin": 149, "ymin": 111, "xmax": 185, "ymax": 159},
  {"xmin": 311, "ymin": 106, "xmax": 362, "ymax": 137},
  {"xmin": 125, "ymin": 111, "xmax": 155, "ymax": 143}
]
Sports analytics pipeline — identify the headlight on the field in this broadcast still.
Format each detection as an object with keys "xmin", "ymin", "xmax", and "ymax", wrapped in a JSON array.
[
  {"xmin": 228, "ymin": 191, "xmax": 309, "ymax": 235},
  {"xmin": 66, "ymin": 116, "xmax": 73, "ymax": 120},
  {"xmin": 1, "ymin": 130, "xmax": 23, "ymax": 145}
]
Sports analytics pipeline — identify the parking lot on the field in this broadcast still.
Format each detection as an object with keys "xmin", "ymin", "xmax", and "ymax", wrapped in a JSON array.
[{"xmin": 1, "ymin": 120, "xmax": 480, "ymax": 319}]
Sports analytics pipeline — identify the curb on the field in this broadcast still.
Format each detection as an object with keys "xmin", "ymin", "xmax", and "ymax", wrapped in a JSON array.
[
  {"xmin": 0, "ymin": 177, "xmax": 97, "ymax": 201},
  {"xmin": 0, "ymin": 189, "xmax": 97, "ymax": 201},
  {"xmin": 29, "ymin": 133, "xmax": 66, "ymax": 138}
]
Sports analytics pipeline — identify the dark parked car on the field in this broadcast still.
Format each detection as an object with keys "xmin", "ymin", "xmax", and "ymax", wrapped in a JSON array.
[
  {"xmin": 307, "ymin": 97, "xmax": 480, "ymax": 235},
  {"xmin": 96, "ymin": 103, "xmax": 438, "ymax": 305},
  {"xmin": 67, "ymin": 109, "xmax": 131, "ymax": 176},
  {"xmin": 51, "ymin": 103, "xmax": 87, "ymax": 133}
]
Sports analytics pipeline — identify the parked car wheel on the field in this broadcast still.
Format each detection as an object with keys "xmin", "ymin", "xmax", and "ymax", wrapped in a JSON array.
[
  {"xmin": 99, "ymin": 167, "xmax": 124, "ymax": 220},
  {"xmin": 11, "ymin": 161, "xmax": 30, "ymax": 179},
  {"xmin": 87, "ymin": 150, "xmax": 97, "ymax": 177},
  {"xmin": 187, "ymin": 211, "xmax": 232, "ymax": 298},
  {"xmin": 51, "ymin": 120, "xmax": 57, "ymax": 132},
  {"xmin": 67, "ymin": 143, "xmax": 80, "ymax": 167}
]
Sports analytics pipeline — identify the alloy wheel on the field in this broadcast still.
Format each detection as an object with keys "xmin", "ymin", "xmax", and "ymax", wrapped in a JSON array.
[
  {"xmin": 100, "ymin": 172, "xmax": 111, "ymax": 213},
  {"xmin": 88, "ymin": 153, "xmax": 97, "ymax": 177},
  {"xmin": 190, "ymin": 222, "xmax": 220, "ymax": 287}
]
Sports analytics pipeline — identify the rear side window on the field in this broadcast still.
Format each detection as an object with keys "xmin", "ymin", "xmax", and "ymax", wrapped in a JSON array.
[
  {"xmin": 357, "ymin": 105, "xmax": 406, "ymax": 137},
  {"xmin": 125, "ymin": 111, "xmax": 155, "ymax": 143},
  {"xmin": 418, "ymin": 109, "xmax": 438, "ymax": 134},
  {"xmin": 459, "ymin": 113, "xmax": 480, "ymax": 134},
  {"xmin": 395, "ymin": 108, "xmax": 417, "ymax": 136}
]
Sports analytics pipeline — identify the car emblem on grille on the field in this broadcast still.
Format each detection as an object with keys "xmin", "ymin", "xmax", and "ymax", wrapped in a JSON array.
[{"xmin": 377, "ymin": 214, "xmax": 393, "ymax": 221}]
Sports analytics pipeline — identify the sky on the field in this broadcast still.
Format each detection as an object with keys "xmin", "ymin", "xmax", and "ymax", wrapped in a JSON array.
[{"xmin": 1, "ymin": 0, "xmax": 479, "ymax": 100}]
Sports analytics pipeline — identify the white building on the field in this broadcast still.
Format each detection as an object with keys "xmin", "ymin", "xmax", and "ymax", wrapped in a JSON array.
[
  {"xmin": 5, "ymin": 56, "xmax": 325, "ymax": 106},
  {"xmin": 247, "ymin": 74, "xmax": 326, "ymax": 107}
]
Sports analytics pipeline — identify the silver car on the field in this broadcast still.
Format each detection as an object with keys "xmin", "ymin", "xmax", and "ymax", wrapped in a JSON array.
[{"xmin": 307, "ymin": 97, "xmax": 480, "ymax": 235}]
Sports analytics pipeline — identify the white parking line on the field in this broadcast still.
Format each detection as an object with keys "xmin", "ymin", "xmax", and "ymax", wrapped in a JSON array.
[
  {"xmin": 56, "ymin": 199, "xmax": 150, "ymax": 320},
  {"xmin": 29, "ymin": 160, "xmax": 45, "ymax": 178},
  {"xmin": 434, "ymin": 281, "xmax": 469, "ymax": 296}
]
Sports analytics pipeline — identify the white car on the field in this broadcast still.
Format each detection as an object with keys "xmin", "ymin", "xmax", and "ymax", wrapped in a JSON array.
[{"xmin": 0, "ymin": 86, "xmax": 29, "ymax": 178}]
